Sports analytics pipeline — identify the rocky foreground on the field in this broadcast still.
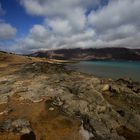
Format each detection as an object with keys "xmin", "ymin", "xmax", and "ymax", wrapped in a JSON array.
[{"xmin": 0, "ymin": 52, "xmax": 140, "ymax": 140}]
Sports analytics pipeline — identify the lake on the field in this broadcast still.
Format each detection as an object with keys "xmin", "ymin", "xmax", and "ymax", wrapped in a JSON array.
[{"xmin": 68, "ymin": 61, "xmax": 140, "ymax": 82}]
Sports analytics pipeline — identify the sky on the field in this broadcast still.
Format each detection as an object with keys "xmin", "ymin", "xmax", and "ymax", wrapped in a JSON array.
[{"xmin": 0, "ymin": 0, "xmax": 140, "ymax": 53}]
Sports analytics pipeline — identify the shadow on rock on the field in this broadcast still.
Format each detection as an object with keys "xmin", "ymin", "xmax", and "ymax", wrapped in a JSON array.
[{"xmin": 20, "ymin": 131, "xmax": 36, "ymax": 140}]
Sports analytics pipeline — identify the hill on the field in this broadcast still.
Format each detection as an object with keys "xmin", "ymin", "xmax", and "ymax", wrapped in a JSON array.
[{"xmin": 29, "ymin": 48, "xmax": 140, "ymax": 61}]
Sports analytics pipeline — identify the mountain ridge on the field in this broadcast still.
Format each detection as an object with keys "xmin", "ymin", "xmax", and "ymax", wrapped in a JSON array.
[{"xmin": 29, "ymin": 47, "xmax": 140, "ymax": 61}]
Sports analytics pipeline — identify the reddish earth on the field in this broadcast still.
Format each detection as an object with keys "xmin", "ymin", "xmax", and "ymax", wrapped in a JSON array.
[{"xmin": 0, "ymin": 96, "xmax": 84, "ymax": 140}]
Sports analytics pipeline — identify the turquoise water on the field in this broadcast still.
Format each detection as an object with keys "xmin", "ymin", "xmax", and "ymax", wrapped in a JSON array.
[{"xmin": 69, "ymin": 61, "xmax": 140, "ymax": 82}]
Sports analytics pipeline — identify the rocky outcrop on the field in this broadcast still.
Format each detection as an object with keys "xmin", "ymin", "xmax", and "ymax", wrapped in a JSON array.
[{"xmin": 0, "ymin": 62, "xmax": 140, "ymax": 140}]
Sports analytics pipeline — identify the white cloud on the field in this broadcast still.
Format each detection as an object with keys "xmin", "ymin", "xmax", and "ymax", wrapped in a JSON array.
[
  {"xmin": 67, "ymin": 7, "xmax": 86, "ymax": 31},
  {"xmin": 100, "ymin": 24, "xmax": 138, "ymax": 41},
  {"xmin": 20, "ymin": 0, "xmax": 87, "ymax": 32},
  {"xmin": 88, "ymin": 0, "xmax": 140, "ymax": 31},
  {"xmin": 29, "ymin": 24, "xmax": 48, "ymax": 39},
  {"xmin": 12, "ymin": 0, "xmax": 140, "ymax": 53},
  {"xmin": 48, "ymin": 18, "xmax": 72, "ymax": 35},
  {"xmin": 20, "ymin": 0, "xmax": 98, "ymax": 17},
  {"xmin": 0, "ymin": 23, "xmax": 17, "ymax": 40}
]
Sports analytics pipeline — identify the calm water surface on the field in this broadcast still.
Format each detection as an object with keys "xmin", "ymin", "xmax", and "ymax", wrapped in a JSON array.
[{"xmin": 69, "ymin": 61, "xmax": 140, "ymax": 82}]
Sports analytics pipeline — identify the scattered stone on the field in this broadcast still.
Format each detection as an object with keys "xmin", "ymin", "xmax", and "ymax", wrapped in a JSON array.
[
  {"xmin": 110, "ymin": 85, "xmax": 121, "ymax": 93},
  {"xmin": 116, "ymin": 78, "xmax": 132, "ymax": 85},
  {"xmin": 0, "ymin": 108, "xmax": 13, "ymax": 115},
  {"xmin": 0, "ymin": 95, "xmax": 9, "ymax": 104},
  {"xmin": 79, "ymin": 120, "xmax": 94, "ymax": 140},
  {"xmin": 31, "ymin": 98, "xmax": 43, "ymax": 103},
  {"xmin": 19, "ymin": 97, "xmax": 25, "ymax": 101},
  {"xmin": 49, "ymin": 107, "xmax": 55, "ymax": 111},
  {"xmin": 96, "ymin": 105, "xmax": 106, "ymax": 114},
  {"xmin": 102, "ymin": 84, "xmax": 110, "ymax": 92},
  {"xmin": 52, "ymin": 97, "xmax": 64, "ymax": 106},
  {"xmin": 0, "ymin": 85, "xmax": 12, "ymax": 94},
  {"xmin": 0, "ymin": 119, "xmax": 32, "ymax": 134}
]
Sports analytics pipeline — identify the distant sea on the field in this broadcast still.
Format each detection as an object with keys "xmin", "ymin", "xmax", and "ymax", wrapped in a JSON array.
[{"xmin": 68, "ymin": 61, "xmax": 140, "ymax": 82}]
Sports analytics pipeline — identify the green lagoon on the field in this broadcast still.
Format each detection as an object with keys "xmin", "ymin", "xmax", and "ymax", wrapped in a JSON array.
[{"xmin": 69, "ymin": 61, "xmax": 140, "ymax": 82}]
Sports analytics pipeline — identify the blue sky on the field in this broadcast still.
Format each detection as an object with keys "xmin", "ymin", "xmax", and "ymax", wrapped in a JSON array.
[
  {"xmin": 0, "ymin": 0, "xmax": 43, "ymax": 37},
  {"xmin": 0, "ymin": 0, "xmax": 140, "ymax": 53}
]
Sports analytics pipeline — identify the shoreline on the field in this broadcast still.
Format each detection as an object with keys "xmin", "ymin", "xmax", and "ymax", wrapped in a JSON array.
[{"xmin": 66, "ymin": 60, "xmax": 140, "ymax": 83}]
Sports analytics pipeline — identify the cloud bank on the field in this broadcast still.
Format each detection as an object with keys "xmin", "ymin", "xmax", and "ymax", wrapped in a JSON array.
[
  {"xmin": 0, "ymin": 23, "xmax": 17, "ymax": 40},
  {"xmin": 2, "ymin": 0, "xmax": 140, "ymax": 53}
]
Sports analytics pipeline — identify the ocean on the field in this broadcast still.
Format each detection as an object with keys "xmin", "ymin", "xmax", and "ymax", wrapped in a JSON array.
[{"xmin": 68, "ymin": 61, "xmax": 140, "ymax": 82}]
